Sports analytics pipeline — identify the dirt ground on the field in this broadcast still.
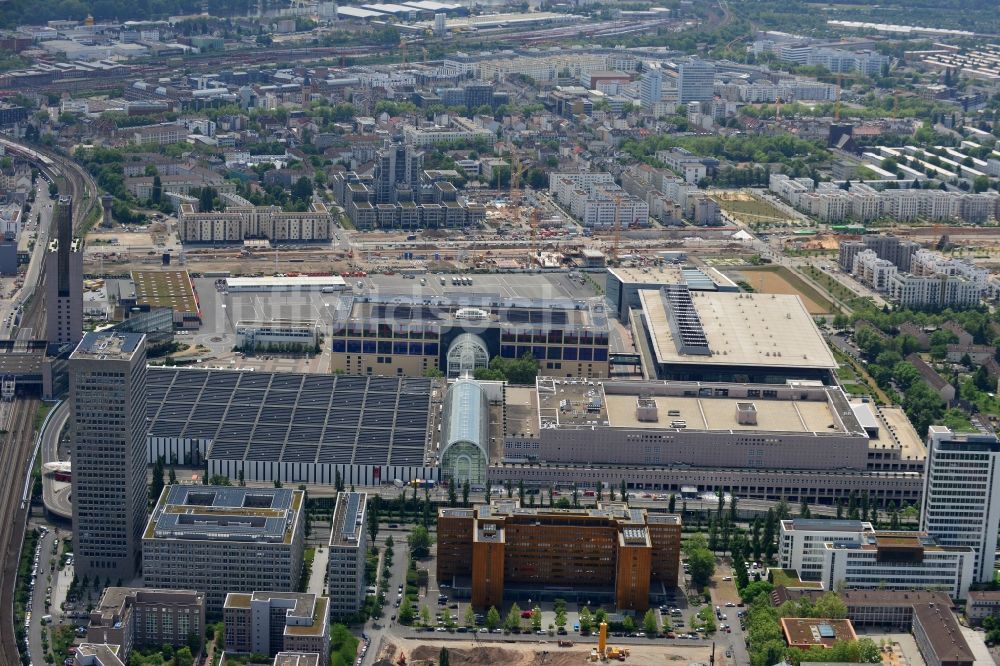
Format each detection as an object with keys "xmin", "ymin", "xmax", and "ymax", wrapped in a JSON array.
[
  {"xmin": 730, "ymin": 267, "xmax": 832, "ymax": 315},
  {"xmin": 708, "ymin": 562, "xmax": 741, "ymax": 606},
  {"xmin": 380, "ymin": 637, "xmax": 716, "ymax": 666}
]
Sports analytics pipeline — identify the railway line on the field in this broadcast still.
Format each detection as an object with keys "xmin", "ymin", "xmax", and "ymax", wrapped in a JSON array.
[{"xmin": 0, "ymin": 138, "xmax": 93, "ymax": 666}]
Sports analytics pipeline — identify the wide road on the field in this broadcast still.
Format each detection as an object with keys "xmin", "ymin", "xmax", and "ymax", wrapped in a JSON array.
[{"xmin": 40, "ymin": 400, "xmax": 71, "ymax": 521}]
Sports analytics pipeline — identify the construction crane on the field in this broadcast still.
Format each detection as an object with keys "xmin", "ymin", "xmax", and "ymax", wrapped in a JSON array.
[
  {"xmin": 612, "ymin": 194, "xmax": 623, "ymax": 262},
  {"xmin": 529, "ymin": 208, "xmax": 540, "ymax": 265},
  {"xmin": 834, "ymin": 73, "xmax": 842, "ymax": 122}
]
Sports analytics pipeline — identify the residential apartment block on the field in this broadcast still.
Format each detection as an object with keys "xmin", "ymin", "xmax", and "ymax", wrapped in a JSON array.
[
  {"xmin": 327, "ymin": 492, "xmax": 368, "ymax": 617},
  {"xmin": 437, "ymin": 499, "xmax": 681, "ymax": 611},
  {"xmin": 548, "ymin": 172, "xmax": 649, "ymax": 227},
  {"xmin": 224, "ymin": 592, "xmax": 330, "ymax": 662},
  {"xmin": 143, "ymin": 486, "xmax": 305, "ymax": 611},
  {"xmin": 86, "ymin": 587, "xmax": 205, "ymax": 662},
  {"xmin": 70, "ymin": 332, "xmax": 148, "ymax": 579},
  {"xmin": 177, "ymin": 201, "xmax": 333, "ymax": 243}
]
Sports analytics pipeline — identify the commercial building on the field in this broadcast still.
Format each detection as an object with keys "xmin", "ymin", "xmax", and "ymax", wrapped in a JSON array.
[
  {"xmin": 437, "ymin": 499, "xmax": 681, "ymax": 611},
  {"xmin": 330, "ymin": 294, "xmax": 610, "ymax": 379},
  {"xmin": 177, "ymin": 201, "xmax": 333, "ymax": 243},
  {"xmin": 142, "ymin": 485, "xmax": 305, "ymax": 611},
  {"xmin": 779, "ymin": 519, "xmax": 875, "ymax": 581},
  {"xmin": 327, "ymin": 492, "xmax": 368, "ymax": 617},
  {"xmin": 838, "ymin": 589, "xmax": 954, "ymax": 628},
  {"xmin": 507, "ymin": 377, "xmax": 871, "ymax": 470},
  {"xmin": 272, "ymin": 654, "xmax": 319, "ymax": 666},
  {"xmin": 224, "ymin": 276, "xmax": 346, "ymax": 293},
  {"xmin": 912, "ymin": 602, "xmax": 975, "ymax": 666},
  {"xmin": 966, "ymin": 590, "xmax": 1000, "ymax": 625},
  {"xmin": 131, "ymin": 270, "xmax": 201, "ymax": 328},
  {"xmin": 70, "ymin": 332, "xmax": 148, "ymax": 579},
  {"xmin": 605, "ymin": 265, "xmax": 738, "ymax": 322},
  {"xmin": 73, "ymin": 644, "xmax": 126, "ymax": 666},
  {"xmin": 921, "ymin": 425, "xmax": 1000, "ymax": 583},
  {"xmin": 636, "ymin": 288, "xmax": 838, "ymax": 384},
  {"xmin": 822, "ymin": 531, "xmax": 976, "ymax": 599},
  {"xmin": 677, "ymin": 60, "xmax": 715, "ymax": 105},
  {"xmin": 145, "ymin": 369, "xmax": 438, "ymax": 485},
  {"xmin": 45, "ymin": 195, "xmax": 83, "ymax": 348},
  {"xmin": 235, "ymin": 319, "xmax": 319, "ymax": 353},
  {"xmin": 780, "ymin": 617, "xmax": 857, "ymax": 649},
  {"xmin": 86, "ymin": 588, "xmax": 206, "ymax": 662},
  {"xmin": 224, "ymin": 592, "xmax": 330, "ymax": 662},
  {"xmin": 440, "ymin": 379, "xmax": 489, "ymax": 485}
]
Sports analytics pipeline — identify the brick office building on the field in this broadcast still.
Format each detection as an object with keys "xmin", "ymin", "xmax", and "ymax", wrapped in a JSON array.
[{"xmin": 437, "ymin": 500, "xmax": 681, "ymax": 611}]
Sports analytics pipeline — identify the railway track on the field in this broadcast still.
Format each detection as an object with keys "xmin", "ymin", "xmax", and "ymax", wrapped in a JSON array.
[
  {"xmin": 0, "ymin": 396, "xmax": 39, "ymax": 665},
  {"xmin": 0, "ymin": 138, "xmax": 92, "ymax": 666}
]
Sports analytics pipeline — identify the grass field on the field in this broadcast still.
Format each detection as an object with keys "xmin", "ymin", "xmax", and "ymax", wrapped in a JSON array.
[
  {"xmin": 730, "ymin": 265, "xmax": 834, "ymax": 315},
  {"xmin": 711, "ymin": 192, "xmax": 794, "ymax": 223}
]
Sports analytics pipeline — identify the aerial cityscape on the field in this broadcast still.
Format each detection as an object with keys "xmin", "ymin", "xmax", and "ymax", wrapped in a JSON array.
[{"xmin": 0, "ymin": 0, "xmax": 999, "ymax": 665}]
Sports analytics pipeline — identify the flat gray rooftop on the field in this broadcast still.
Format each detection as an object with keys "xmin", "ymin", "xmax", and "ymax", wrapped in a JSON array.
[
  {"xmin": 146, "ymin": 368, "xmax": 435, "ymax": 466},
  {"xmin": 149, "ymin": 485, "xmax": 299, "ymax": 543}
]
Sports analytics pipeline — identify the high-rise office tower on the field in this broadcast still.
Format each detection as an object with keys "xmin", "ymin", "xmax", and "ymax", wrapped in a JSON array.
[
  {"xmin": 639, "ymin": 69, "xmax": 663, "ymax": 109},
  {"xmin": 71, "ymin": 332, "xmax": 149, "ymax": 579},
  {"xmin": 373, "ymin": 141, "xmax": 423, "ymax": 204},
  {"xmin": 678, "ymin": 60, "xmax": 715, "ymax": 105},
  {"xmin": 46, "ymin": 195, "xmax": 83, "ymax": 348},
  {"xmin": 921, "ymin": 425, "xmax": 1000, "ymax": 583}
]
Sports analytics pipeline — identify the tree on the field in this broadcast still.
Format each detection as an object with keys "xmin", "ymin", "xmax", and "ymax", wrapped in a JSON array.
[
  {"xmin": 464, "ymin": 605, "xmax": 476, "ymax": 628},
  {"xmin": 408, "ymin": 525, "xmax": 433, "ymax": 558},
  {"xmin": 688, "ymin": 547, "xmax": 716, "ymax": 588},
  {"xmin": 579, "ymin": 607, "xmax": 593, "ymax": 634},
  {"xmin": 622, "ymin": 615, "xmax": 635, "ymax": 633},
  {"xmin": 150, "ymin": 456, "xmax": 165, "ymax": 503},
  {"xmin": 420, "ymin": 604, "xmax": 431, "ymax": 627},
  {"xmin": 505, "ymin": 603, "xmax": 522, "ymax": 632},
  {"xmin": 151, "ymin": 174, "xmax": 162, "ymax": 204},
  {"xmin": 198, "ymin": 186, "xmax": 217, "ymax": 212},
  {"xmin": 439, "ymin": 647, "xmax": 450, "ymax": 666},
  {"xmin": 643, "ymin": 608, "xmax": 659, "ymax": 635},
  {"xmin": 399, "ymin": 597, "xmax": 415, "ymax": 624},
  {"xmin": 168, "ymin": 466, "xmax": 177, "ymax": 485},
  {"xmin": 531, "ymin": 606, "xmax": 542, "ymax": 631},
  {"xmin": 292, "ymin": 176, "xmax": 313, "ymax": 202},
  {"xmin": 367, "ymin": 502, "xmax": 379, "ymax": 545},
  {"xmin": 238, "ymin": 469, "xmax": 244, "ymax": 486},
  {"xmin": 814, "ymin": 592, "xmax": 848, "ymax": 619},
  {"xmin": 462, "ymin": 480, "xmax": 470, "ymax": 506},
  {"xmin": 448, "ymin": 482, "xmax": 457, "ymax": 507},
  {"xmin": 620, "ymin": 479, "xmax": 628, "ymax": 504},
  {"xmin": 486, "ymin": 606, "xmax": 501, "ymax": 631},
  {"xmin": 335, "ymin": 470, "xmax": 344, "ymax": 493}
]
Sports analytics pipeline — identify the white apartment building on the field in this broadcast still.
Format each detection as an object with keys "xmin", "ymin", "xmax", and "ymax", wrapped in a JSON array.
[
  {"xmin": 921, "ymin": 426, "xmax": 1000, "ymax": 584},
  {"xmin": 891, "ymin": 273, "xmax": 983, "ymax": 309},
  {"xmin": 142, "ymin": 486, "xmax": 305, "ymax": 611},
  {"xmin": 853, "ymin": 250, "xmax": 898, "ymax": 293},
  {"xmin": 779, "ymin": 519, "xmax": 874, "ymax": 581},
  {"xmin": 821, "ymin": 532, "xmax": 976, "ymax": 599},
  {"xmin": 402, "ymin": 120, "xmax": 492, "ymax": 147},
  {"xmin": 910, "ymin": 249, "xmax": 989, "ymax": 289},
  {"xmin": 548, "ymin": 173, "xmax": 649, "ymax": 227},
  {"xmin": 769, "ymin": 174, "xmax": 1000, "ymax": 224},
  {"xmin": 177, "ymin": 202, "xmax": 333, "ymax": 243},
  {"xmin": 327, "ymin": 492, "xmax": 368, "ymax": 617}
]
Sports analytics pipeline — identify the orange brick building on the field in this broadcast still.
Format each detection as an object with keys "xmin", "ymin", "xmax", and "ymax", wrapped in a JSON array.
[{"xmin": 437, "ymin": 500, "xmax": 681, "ymax": 611}]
